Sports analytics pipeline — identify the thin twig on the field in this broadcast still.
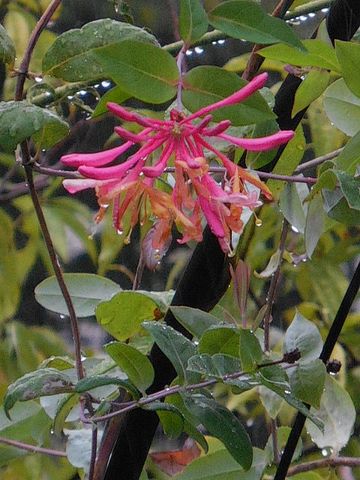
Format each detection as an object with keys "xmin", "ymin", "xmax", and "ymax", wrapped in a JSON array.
[
  {"xmin": 88, "ymin": 424, "xmax": 98, "ymax": 480},
  {"xmin": 295, "ymin": 148, "xmax": 343, "ymax": 173},
  {"xmin": 288, "ymin": 456, "xmax": 360, "ymax": 476},
  {"xmin": 0, "ymin": 436, "xmax": 66, "ymax": 457},
  {"xmin": 263, "ymin": 221, "xmax": 289, "ymax": 352}
]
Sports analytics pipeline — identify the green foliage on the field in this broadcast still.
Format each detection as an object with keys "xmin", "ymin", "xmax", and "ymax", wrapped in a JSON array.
[
  {"xmin": 179, "ymin": 0, "xmax": 208, "ymax": 45},
  {"xmin": 0, "ymin": 24, "xmax": 16, "ymax": 66}
]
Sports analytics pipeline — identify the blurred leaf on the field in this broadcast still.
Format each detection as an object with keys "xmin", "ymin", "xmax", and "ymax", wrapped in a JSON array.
[
  {"xmin": 292, "ymin": 69, "xmax": 330, "ymax": 117},
  {"xmin": 259, "ymin": 39, "xmax": 340, "ymax": 72},
  {"xmin": 304, "ymin": 193, "xmax": 325, "ymax": 258},
  {"xmin": 4, "ymin": 369, "xmax": 73, "ymax": 418},
  {"xmin": 104, "ymin": 342, "xmax": 154, "ymax": 393},
  {"xmin": 306, "ymin": 376, "xmax": 355, "ymax": 452},
  {"xmin": 334, "ymin": 171, "xmax": 360, "ymax": 210},
  {"xmin": 199, "ymin": 327, "xmax": 240, "ymax": 356},
  {"xmin": 265, "ymin": 426, "xmax": 302, "ymax": 463},
  {"xmin": 335, "ymin": 130, "xmax": 360, "ymax": 174},
  {"xmin": 183, "ymin": 393, "xmax": 253, "ymax": 470},
  {"xmin": 254, "ymin": 249, "xmax": 281, "ymax": 279},
  {"xmin": 288, "ymin": 360, "xmax": 326, "ymax": 408},
  {"xmin": 65, "ymin": 427, "xmax": 94, "ymax": 473},
  {"xmin": 143, "ymin": 322, "xmax": 197, "ymax": 382},
  {"xmin": 96, "ymin": 290, "xmax": 172, "ymax": 340},
  {"xmin": 0, "ymin": 24, "xmax": 15, "ymax": 65},
  {"xmin": 259, "ymin": 386, "xmax": 283, "ymax": 419},
  {"xmin": 35, "ymin": 273, "xmax": 121, "ymax": 317},
  {"xmin": 179, "ymin": 0, "xmax": 208, "ymax": 45},
  {"xmin": 53, "ymin": 393, "xmax": 79, "ymax": 437},
  {"xmin": 279, "ymin": 182, "xmax": 309, "ymax": 233},
  {"xmin": 43, "ymin": 19, "xmax": 158, "ymax": 81},
  {"xmin": 323, "ymin": 188, "xmax": 360, "ymax": 226},
  {"xmin": 176, "ymin": 444, "xmax": 267, "ymax": 480},
  {"xmin": 92, "ymin": 40, "xmax": 178, "ymax": 103},
  {"xmin": 335, "ymin": 39, "xmax": 360, "ymax": 98},
  {"xmin": 170, "ymin": 306, "xmax": 220, "ymax": 338},
  {"xmin": 75, "ymin": 374, "xmax": 139, "ymax": 398},
  {"xmin": 92, "ymin": 85, "xmax": 130, "ymax": 117},
  {"xmin": 284, "ymin": 311, "xmax": 323, "ymax": 362},
  {"xmin": 182, "ymin": 66, "xmax": 275, "ymax": 126},
  {"xmin": 324, "ymin": 78, "xmax": 360, "ymax": 136},
  {"xmin": 208, "ymin": 0, "xmax": 303, "ymax": 49},
  {"xmin": 0, "ymin": 101, "xmax": 68, "ymax": 152},
  {"xmin": 239, "ymin": 329, "xmax": 263, "ymax": 371}
]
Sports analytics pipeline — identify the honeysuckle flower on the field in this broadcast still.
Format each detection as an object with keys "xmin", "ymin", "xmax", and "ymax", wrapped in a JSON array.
[{"xmin": 61, "ymin": 72, "xmax": 294, "ymax": 261}]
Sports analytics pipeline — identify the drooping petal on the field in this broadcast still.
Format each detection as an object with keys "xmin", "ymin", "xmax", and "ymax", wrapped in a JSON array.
[
  {"xmin": 217, "ymin": 130, "xmax": 294, "ymax": 151},
  {"xmin": 142, "ymin": 139, "xmax": 175, "ymax": 177},
  {"xmin": 63, "ymin": 178, "xmax": 102, "ymax": 193},
  {"xmin": 78, "ymin": 154, "xmax": 141, "ymax": 180},
  {"xmin": 61, "ymin": 142, "xmax": 134, "ymax": 167}
]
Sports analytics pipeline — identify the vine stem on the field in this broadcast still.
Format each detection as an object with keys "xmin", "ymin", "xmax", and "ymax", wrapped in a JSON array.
[
  {"xmin": 14, "ymin": 0, "xmax": 85, "ymax": 381},
  {"xmin": 287, "ymin": 456, "xmax": 360, "ymax": 476},
  {"xmin": 0, "ymin": 436, "xmax": 66, "ymax": 457}
]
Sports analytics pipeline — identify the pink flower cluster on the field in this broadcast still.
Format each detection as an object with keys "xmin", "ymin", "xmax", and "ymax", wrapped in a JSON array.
[{"xmin": 61, "ymin": 72, "xmax": 293, "ymax": 263}]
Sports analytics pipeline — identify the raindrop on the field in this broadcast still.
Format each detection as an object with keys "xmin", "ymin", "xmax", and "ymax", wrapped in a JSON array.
[
  {"xmin": 116, "ymin": 229, "xmax": 123, "ymax": 235},
  {"xmin": 78, "ymin": 89, "xmax": 87, "ymax": 96},
  {"xmin": 186, "ymin": 49, "xmax": 193, "ymax": 56},
  {"xmin": 299, "ymin": 15, "xmax": 308, "ymax": 21},
  {"xmin": 284, "ymin": 389, "xmax": 291, "ymax": 394},
  {"xmin": 217, "ymin": 39, "xmax": 226, "ymax": 45},
  {"xmin": 194, "ymin": 46, "xmax": 204, "ymax": 54},
  {"xmin": 35, "ymin": 76, "xmax": 43, "ymax": 83},
  {"xmin": 255, "ymin": 217, "xmax": 262, "ymax": 227},
  {"xmin": 291, "ymin": 225, "xmax": 299, "ymax": 233},
  {"xmin": 50, "ymin": 428, "xmax": 54, "ymax": 435},
  {"xmin": 59, "ymin": 314, "xmax": 65, "ymax": 320},
  {"xmin": 308, "ymin": 12, "xmax": 316, "ymax": 18},
  {"xmin": 321, "ymin": 8, "xmax": 329, "ymax": 12},
  {"xmin": 101, "ymin": 80, "xmax": 111, "ymax": 88},
  {"xmin": 67, "ymin": 95, "xmax": 74, "ymax": 100}
]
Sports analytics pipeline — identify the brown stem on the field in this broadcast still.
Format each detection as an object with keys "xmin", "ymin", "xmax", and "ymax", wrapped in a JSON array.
[
  {"xmin": 295, "ymin": 147, "xmax": 343, "ymax": 173},
  {"xmin": 0, "ymin": 436, "xmax": 66, "ymax": 457},
  {"xmin": 288, "ymin": 457, "xmax": 360, "ymax": 476}
]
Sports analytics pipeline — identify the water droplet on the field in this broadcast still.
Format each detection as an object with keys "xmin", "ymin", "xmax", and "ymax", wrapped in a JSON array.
[
  {"xmin": 185, "ymin": 49, "xmax": 193, "ymax": 56},
  {"xmin": 321, "ymin": 8, "xmax": 329, "ymax": 12},
  {"xmin": 255, "ymin": 217, "xmax": 262, "ymax": 227},
  {"xmin": 194, "ymin": 46, "xmax": 204, "ymax": 55},
  {"xmin": 59, "ymin": 314, "xmax": 65, "ymax": 320},
  {"xmin": 116, "ymin": 229, "xmax": 123, "ymax": 235},
  {"xmin": 284, "ymin": 389, "xmax": 291, "ymax": 394},
  {"xmin": 299, "ymin": 15, "xmax": 308, "ymax": 21},
  {"xmin": 308, "ymin": 12, "xmax": 316, "ymax": 18},
  {"xmin": 217, "ymin": 39, "xmax": 226, "ymax": 45},
  {"xmin": 291, "ymin": 225, "xmax": 299, "ymax": 233},
  {"xmin": 35, "ymin": 76, "xmax": 43, "ymax": 83},
  {"xmin": 101, "ymin": 80, "xmax": 111, "ymax": 88}
]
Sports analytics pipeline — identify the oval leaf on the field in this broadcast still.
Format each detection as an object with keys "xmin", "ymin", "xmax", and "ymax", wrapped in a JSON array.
[
  {"xmin": 75, "ymin": 374, "xmax": 139, "ymax": 398},
  {"xmin": 283, "ymin": 312, "xmax": 323, "ymax": 362},
  {"xmin": 324, "ymin": 78, "xmax": 360, "ymax": 136},
  {"xmin": 104, "ymin": 342, "xmax": 154, "ymax": 393},
  {"xmin": 180, "ymin": 0, "xmax": 208, "ymax": 44},
  {"xmin": 92, "ymin": 40, "xmax": 178, "ymax": 103},
  {"xmin": 0, "ymin": 101, "xmax": 69, "ymax": 152},
  {"xmin": 288, "ymin": 359, "xmax": 326, "ymax": 408},
  {"xmin": 335, "ymin": 39, "xmax": 360, "ymax": 98},
  {"xmin": 208, "ymin": 0, "xmax": 303, "ymax": 49},
  {"xmin": 43, "ymin": 19, "xmax": 157, "ymax": 81},
  {"xmin": 183, "ymin": 393, "xmax": 253, "ymax": 470},
  {"xmin": 170, "ymin": 306, "xmax": 220, "ymax": 338},
  {"xmin": 35, "ymin": 273, "xmax": 121, "ymax": 318},
  {"xmin": 4, "ymin": 368, "xmax": 73, "ymax": 418},
  {"xmin": 0, "ymin": 24, "xmax": 15, "ymax": 65}
]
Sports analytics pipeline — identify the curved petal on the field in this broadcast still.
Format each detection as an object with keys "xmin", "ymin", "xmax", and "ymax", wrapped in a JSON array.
[
  {"xmin": 217, "ymin": 130, "xmax": 294, "ymax": 151},
  {"xmin": 61, "ymin": 142, "xmax": 133, "ymax": 167}
]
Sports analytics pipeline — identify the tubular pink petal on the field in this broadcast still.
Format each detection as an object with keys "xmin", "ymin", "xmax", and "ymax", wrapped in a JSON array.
[
  {"xmin": 61, "ymin": 142, "xmax": 134, "ymax": 167},
  {"xmin": 202, "ymin": 120, "xmax": 231, "ymax": 136},
  {"xmin": 142, "ymin": 140, "xmax": 174, "ymax": 178},
  {"xmin": 218, "ymin": 130, "xmax": 294, "ymax": 151},
  {"xmin": 63, "ymin": 178, "xmax": 100, "ymax": 193},
  {"xmin": 181, "ymin": 72, "xmax": 268, "ymax": 123},
  {"xmin": 107, "ymin": 103, "xmax": 155, "ymax": 127},
  {"xmin": 78, "ymin": 155, "xmax": 140, "ymax": 179},
  {"xmin": 188, "ymin": 115, "xmax": 213, "ymax": 135},
  {"xmin": 198, "ymin": 196, "xmax": 225, "ymax": 238},
  {"xmin": 114, "ymin": 126, "xmax": 151, "ymax": 143}
]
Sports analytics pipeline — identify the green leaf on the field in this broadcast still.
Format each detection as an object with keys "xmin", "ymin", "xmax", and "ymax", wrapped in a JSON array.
[
  {"xmin": 0, "ymin": 101, "xmax": 69, "ymax": 152},
  {"xmin": 254, "ymin": 249, "xmax": 281, "ymax": 279},
  {"xmin": 104, "ymin": 342, "xmax": 154, "ymax": 393},
  {"xmin": 96, "ymin": 290, "xmax": 171, "ymax": 340},
  {"xmin": 259, "ymin": 386, "xmax": 284, "ymax": 419},
  {"xmin": 170, "ymin": 306, "xmax": 220, "ymax": 338},
  {"xmin": 53, "ymin": 393, "xmax": 80, "ymax": 436},
  {"xmin": 43, "ymin": 19, "xmax": 158, "ymax": 81},
  {"xmin": 182, "ymin": 66, "xmax": 275, "ymax": 126},
  {"xmin": 143, "ymin": 322, "xmax": 197, "ymax": 382},
  {"xmin": 65, "ymin": 427, "xmax": 94, "ymax": 473},
  {"xmin": 35, "ymin": 273, "xmax": 121, "ymax": 318},
  {"xmin": 265, "ymin": 426, "xmax": 302, "ymax": 463},
  {"xmin": 335, "ymin": 129, "xmax": 360, "ymax": 174},
  {"xmin": 306, "ymin": 376, "xmax": 355, "ymax": 452},
  {"xmin": 176, "ymin": 444, "xmax": 267, "ymax": 480},
  {"xmin": 334, "ymin": 170, "xmax": 360, "ymax": 210},
  {"xmin": 4, "ymin": 368, "xmax": 73, "ymax": 418},
  {"xmin": 288, "ymin": 360, "xmax": 326, "ymax": 408},
  {"xmin": 239, "ymin": 329, "xmax": 263, "ymax": 371},
  {"xmin": 208, "ymin": 0, "xmax": 303, "ymax": 49},
  {"xmin": 183, "ymin": 394, "xmax": 253, "ymax": 470},
  {"xmin": 323, "ymin": 188, "xmax": 360, "ymax": 226},
  {"xmin": 304, "ymin": 193, "xmax": 325, "ymax": 258},
  {"xmin": 335, "ymin": 40, "xmax": 360, "ymax": 98},
  {"xmin": 145, "ymin": 401, "xmax": 184, "ymax": 439},
  {"xmin": 187, "ymin": 353, "xmax": 242, "ymax": 377},
  {"xmin": 92, "ymin": 40, "xmax": 178, "ymax": 103},
  {"xmin": 292, "ymin": 69, "xmax": 330, "ymax": 117},
  {"xmin": 180, "ymin": 0, "xmax": 208, "ymax": 44},
  {"xmin": 284, "ymin": 312, "xmax": 323, "ymax": 362},
  {"xmin": 0, "ymin": 24, "xmax": 15, "ymax": 65},
  {"xmin": 279, "ymin": 182, "xmax": 309, "ymax": 233},
  {"xmin": 199, "ymin": 327, "xmax": 240, "ymax": 356},
  {"xmin": 75, "ymin": 374, "xmax": 139, "ymax": 398},
  {"xmin": 92, "ymin": 85, "xmax": 130, "ymax": 118},
  {"xmin": 324, "ymin": 78, "xmax": 360, "ymax": 136},
  {"xmin": 259, "ymin": 39, "xmax": 340, "ymax": 72}
]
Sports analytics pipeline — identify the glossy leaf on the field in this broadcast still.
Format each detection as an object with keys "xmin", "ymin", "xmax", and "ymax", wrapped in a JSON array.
[
  {"xmin": 184, "ymin": 394, "xmax": 253, "ymax": 470},
  {"xmin": 259, "ymin": 386, "xmax": 284, "ymax": 419},
  {"xmin": 288, "ymin": 360, "xmax": 326, "ymax": 408},
  {"xmin": 143, "ymin": 322, "xmax": 197, "ymax": 382},
  {"xmin": 335, "ymin": 39, "xmax": 360, "ymax": 98},
  {"xmin": 43, "ymin": 19, "xmax": 157, "ymax": 81},
  {"xmin": 170, "ymin": 306, "xmax": 220, "ymax": 338},
  {"xmin": 35, "ymin": 273, "xmax": 120, "ymax": 317},
  {"xmin": 4, "ymin": 368, "xmax": 73, "ymax": 418},
  {"xmin": 92, "ymin": 40, "xmax": 178, "ymax": 103},
  {"xmin": 336, "ymin": 129, "xmax": 360, "ymax": 174},
  {"xmin": 259, "ymin": 39, "xmax": 340, "ymax": 72},
  {"xmin": 334, "ymin": 171, "xmax": 360, "ymax": 210},
  {"xmin": 239, "ymin": 329, "xmax": 263, "ymax": 371},
  {"xmin": 179, "ymin": 0, "xmax": 208, "ymax": 44},
  {"xmin": 0, "ymin": 24, "xmax": 15, "ymax": 65},
  {"xmin": 284, "ymin": 312, "xmax": 323, "ymax": 362},
  {"xmin": 324, "ymin": 78, "xmax": 360, "ymax": 136},
  {"xmin": 53, "ymin": 393, "xmax": 80, "ymax": 436},
  {"xmin": 199, "ymin": 327, "xmax": 240, "ymax": 356},
  {"xmin": 145, "ymin": 401, "xmax": 184, "ymax": 439},
  {"xmin": 0, "ymin": 101, "xmax": 68, "ymax": 152},
  {"xmin": 254, "ymin": 249, "xmax": 281, "ymax": 279},
  {"xmin": 92, "ymin": 86, "xmax": 130, "ymax": 117},
  {"xmin": 75, "ymin": 374, "xmax": 139, "ymax": 398},
  {"xmin": 208, "ymin": 0, "xmax": 303, "ymax": 49},
  {"xmin": 306, "ymin": 376, "xmax": 355, "ymax": 452},
  {"xmin": 104, "ymin": 342, "xmax": 154, "ymax": 393},
  {"xmin": 279, "ymin": 182, "xmax": 309, "ymax": 234},
  {"xmin": 96, "ymin": 290, "xmax": 172, "ymax": 341},
  {"xmin": 292, "ymin": 69, "xmax": 330, "ymax": 117},
  {"xmin": 187, "ymin": 353, "xmax": 241, "ymax": 377},
  {"xmin": 323, "ymin": 188, "xmax": 360, "ymax": 226},
  {"xmin": 182, "ymin": 66, "xmax": 275, "ymax": 126}
]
